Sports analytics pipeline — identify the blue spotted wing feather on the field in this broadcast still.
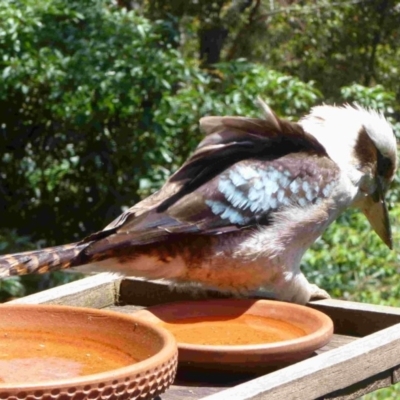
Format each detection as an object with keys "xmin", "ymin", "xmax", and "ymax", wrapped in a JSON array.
[{"xmin": 198, "ymin": 154, "xmax": 338, "ymax": 228}]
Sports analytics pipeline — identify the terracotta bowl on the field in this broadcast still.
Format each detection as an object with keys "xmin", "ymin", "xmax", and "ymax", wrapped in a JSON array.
[
  {"xmin": 134, "ymin": 299, "xmax": 333, "ymax": 373},
  {"xmin": 0, "ymin": 304, "xmax": 178, "ymax": 399}
]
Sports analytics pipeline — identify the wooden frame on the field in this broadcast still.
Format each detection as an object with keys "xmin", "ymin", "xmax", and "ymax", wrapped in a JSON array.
[{"xmin": 8, "ymin": 273, "xmax": 400, "ymax": 399}]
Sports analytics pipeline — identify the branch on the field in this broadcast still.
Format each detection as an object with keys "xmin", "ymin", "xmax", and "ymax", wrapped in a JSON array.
[
  {"xmin": 255, "ymin": 0, "xmax": 374, "ymax": 22},
  {"xmin": 225, "ymin": 0, "xmax": 262, "ymax": 61},
  {"xmin": 364, "ymin": 0, "xmax": 391, "ymax": 86}
]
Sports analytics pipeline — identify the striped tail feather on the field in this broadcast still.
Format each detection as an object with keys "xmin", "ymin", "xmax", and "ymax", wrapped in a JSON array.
[{"xmin": 0, "ymin": 243, "xmax": 88, "ymax": 277}]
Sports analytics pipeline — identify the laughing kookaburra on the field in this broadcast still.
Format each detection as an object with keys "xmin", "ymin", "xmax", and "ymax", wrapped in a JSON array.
[{"xmin": 0, "ymin": 101, "xmax": 397, "ymax": 304}]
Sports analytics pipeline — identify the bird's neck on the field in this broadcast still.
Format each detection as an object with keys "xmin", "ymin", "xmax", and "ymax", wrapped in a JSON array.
[{"xmin": 300, "ymin": 117, "xmax": 363, "ymax": 200}]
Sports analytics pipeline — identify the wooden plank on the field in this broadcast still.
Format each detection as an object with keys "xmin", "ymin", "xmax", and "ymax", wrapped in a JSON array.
[
  {"xmin": 159, "ymin": 384, "xmax": 223, "ymax": 400},
  {"xmin": 106, "ymin": 304, "xmax": 146, "ymax": 314},
  {"xmin": 391, "ymin": 364, "xmax": 400, "ymax": 384},
  {"xmin": 309, "ymin": 299, "xmax": 400, "ymax": 336},
  {"xmin": 200, "ymin": 322, "xmax": 400, "ymax": 400},
  {"xmin": 7, "ymin": 272, "xmax": 121, "ymax": 308},
  {"xmin": 315, "ymin": 334, "xmax": 356, "ymax": 355},
  {"xmin": 160, "ymin": 370, "xmax": 254, "ymax": 400},
  {"xmin": 319, "ymin": 368, "xmax": 393, "ymax": 400},
  {"xmin": 119, "ymin": 278, "xmax": 230, "ymax": 306}
]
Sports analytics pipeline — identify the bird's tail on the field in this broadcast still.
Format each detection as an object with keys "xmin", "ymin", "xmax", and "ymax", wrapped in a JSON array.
[{"xmin": 0, "ymin": 243, "xmax": 89, "ymax": 278}]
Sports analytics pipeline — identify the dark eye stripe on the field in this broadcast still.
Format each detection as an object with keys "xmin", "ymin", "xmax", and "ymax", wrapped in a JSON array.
[{"xmin": 377, "ymin": 151, "xmax": 394, "ymax": 180}]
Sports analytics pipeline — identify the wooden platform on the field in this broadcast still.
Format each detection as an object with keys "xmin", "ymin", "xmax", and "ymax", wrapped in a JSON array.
[{"xmin": 8, "ymin": 273, "xmax": 400, "ymax": 400}]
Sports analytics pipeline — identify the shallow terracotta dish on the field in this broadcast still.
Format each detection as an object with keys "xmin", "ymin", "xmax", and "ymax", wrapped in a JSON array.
[
  {"xmin": 0, "ymin": 304, "xmax": 177, "ymax": 399},
  {"xmin": 134, "ymin": 299, "xmax": 333, "ymax": 373}
]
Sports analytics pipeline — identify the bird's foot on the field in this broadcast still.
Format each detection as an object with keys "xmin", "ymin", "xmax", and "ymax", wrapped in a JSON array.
[{"xmin": 308, "ymin": 284, "xmax": 331, "ymax": 300}]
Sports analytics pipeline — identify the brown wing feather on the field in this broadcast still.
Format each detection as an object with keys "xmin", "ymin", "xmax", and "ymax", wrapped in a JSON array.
[
  {"xmin": 97, "ymin": 113, "xmax": 326, "ymax": 233},
  {"xmin": 101, "ymin": 110, "xmax": 320, "ymax": 233}
]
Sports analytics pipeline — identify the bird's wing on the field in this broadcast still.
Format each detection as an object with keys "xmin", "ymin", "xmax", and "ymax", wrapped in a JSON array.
[
  {"xmin": 81, "ymin": 114, "xmax": 340, "ymax": 258},
  {"xmin": 101, "ymin": 113, "xmax": 327, "ymax": 230}
]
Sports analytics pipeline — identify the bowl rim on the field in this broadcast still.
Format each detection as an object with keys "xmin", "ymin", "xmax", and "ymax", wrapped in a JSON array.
[
  {"xmin": 134, "ymin": 298, "xmax": 333, "ymax": 353},
  {"xmin": 0, "ymin": 303, "xmax": 177, "ymax": 390}
]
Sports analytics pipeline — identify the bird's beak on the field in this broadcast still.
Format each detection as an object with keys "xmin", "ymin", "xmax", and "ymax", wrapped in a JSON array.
[{"xmin": 361, "ymin": 178, "xmax": 393, "ymax": 249}]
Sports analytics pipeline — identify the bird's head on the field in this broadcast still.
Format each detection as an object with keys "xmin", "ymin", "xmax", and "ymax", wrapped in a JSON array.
[{"xmin": 300, "ymin": 104, "xmax": 398, "ymax": 249}]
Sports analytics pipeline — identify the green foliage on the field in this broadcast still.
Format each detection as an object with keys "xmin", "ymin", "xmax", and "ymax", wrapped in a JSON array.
[
  {"xmin": 0, "ymin": 0, "xmax": 193, "ymax": 242},
  {"xmin": 226, "ymin": 1, "xmax": 400, "ymax": 102},
  {"xmin": 340, "ymin": 84, "xmax": 397, "ymax": 112}
]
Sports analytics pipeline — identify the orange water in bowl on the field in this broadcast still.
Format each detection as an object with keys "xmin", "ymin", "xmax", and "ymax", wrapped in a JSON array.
[
  {"xmin": 160, "ymin": 315, "xmax": 306, "ymax": 345},
  {"xmin": 0, "ymin": 329, "xmax": 138, "ymax": 384}
]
